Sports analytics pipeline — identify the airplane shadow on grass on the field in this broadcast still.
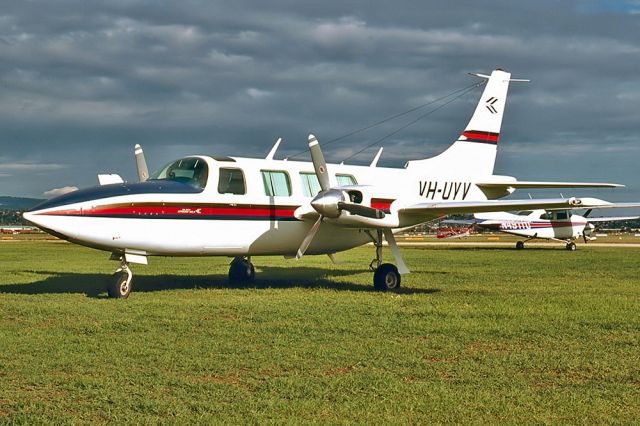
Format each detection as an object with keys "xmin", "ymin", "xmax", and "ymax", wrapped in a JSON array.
[{"xmin": 0, "ymin": 266, "xmax": 441, "ymax": 298}]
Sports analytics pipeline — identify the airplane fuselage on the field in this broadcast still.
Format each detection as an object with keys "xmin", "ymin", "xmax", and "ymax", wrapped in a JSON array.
[
  {"xmin": 25, "ymin": 155, "xmax": 494, "ymax": 258},
  {"xmin": 475, "ymin": 211, "xmax": 588, "ymax": 241}
]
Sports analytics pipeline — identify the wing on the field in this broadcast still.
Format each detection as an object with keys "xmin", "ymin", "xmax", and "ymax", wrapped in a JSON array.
[
  {"xmin": 399, "ymin": 197, "xmax": 639, "ymax": 224},
  {"xmin": 587, "ymin": 216, "xmax": 640, "ymax": 223},
  {"xmin": 439, "ymin": 218, "xmax": 477, "ymax": 225},
  {"xmin": 545, "ymin": 199, "xmax": 640, "ymax": 211}
]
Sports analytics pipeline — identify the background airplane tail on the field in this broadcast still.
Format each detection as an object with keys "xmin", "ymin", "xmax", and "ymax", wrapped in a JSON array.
[{"xmin": 406, "ymin": 69, "xmax": 515, "ymax": 177}]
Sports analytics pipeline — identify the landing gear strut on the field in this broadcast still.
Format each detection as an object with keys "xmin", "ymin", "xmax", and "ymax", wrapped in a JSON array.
[
  {"xmin": 229, "ymin": 256, "xmax": 255, "ymax": 285},
  {"xmin": 515, "ymin": 234, "xmax": 538, "ymax": 250},
  {"xmin": 108, "ymin": 259, "xmax": 133, "ymax": 298},
  {"xmin": 368, "ymin": 230, "xmax": 402, "ymax": 291}
]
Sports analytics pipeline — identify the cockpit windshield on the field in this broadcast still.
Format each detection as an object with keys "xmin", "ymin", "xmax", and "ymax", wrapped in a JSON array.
[{"xmin": 148, "ymin": 157, "xmax": 209, "ymax": 189}]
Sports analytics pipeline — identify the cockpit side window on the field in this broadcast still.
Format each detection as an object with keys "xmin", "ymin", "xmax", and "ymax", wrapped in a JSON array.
[
  {"xmin": 148, "ymin": 158, "xmax": 208, "ymax": 189},
  {"xmin": 218, "ymin": 168, "xmax": 246, "ymax": 195},
  {"xmin": 556, "ymin": 211, "xmax": 568, "ymax": 220}
]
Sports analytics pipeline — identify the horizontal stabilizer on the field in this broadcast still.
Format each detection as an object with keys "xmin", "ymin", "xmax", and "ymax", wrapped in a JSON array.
[{"xmin": 477, "ymin": 181, "xmax": 624, "ymax": 189}]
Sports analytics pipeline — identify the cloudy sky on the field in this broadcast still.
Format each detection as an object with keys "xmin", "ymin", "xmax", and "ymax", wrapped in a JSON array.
[{"xmin": 0, "ymin": 0, "xmax": 639, "ymax": 201}]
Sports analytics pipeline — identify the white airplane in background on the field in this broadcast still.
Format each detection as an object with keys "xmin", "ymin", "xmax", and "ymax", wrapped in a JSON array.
[
  {"xmin": 23, "ymin": 68, "xmax": 640, "ymax": 298},
  {"xmin": 458, "ymin": 209, "xmax": 639, "ymax": 250}
]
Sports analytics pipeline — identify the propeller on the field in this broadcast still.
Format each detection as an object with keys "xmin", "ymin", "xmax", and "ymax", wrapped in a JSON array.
[
  {"xmin": 295, "ymin": 134, "xmax": 385, "ymax": 259},
  {"xmin": 135, "ymin": 144, "xmax": 149, "ymax": 182},
  {"xmin": 583, "ymin": 222, "xmax": 595, "ymax": 243}
]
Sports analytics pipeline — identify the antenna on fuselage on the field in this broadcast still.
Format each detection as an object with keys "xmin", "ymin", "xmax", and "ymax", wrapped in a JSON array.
[
  {"xmin": 134, "ymin": 144, "xmax": 149, "ymax": 182},
  {"xmin": 265, "ymin": 137, "xmax": 282, "ymax": 160},
  {"xmin": 370, "ymin": 147, "xmax": 383, "ymax": 167}
]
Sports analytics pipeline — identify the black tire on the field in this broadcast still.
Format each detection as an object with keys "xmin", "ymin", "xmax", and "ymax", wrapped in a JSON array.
[
  {"xmin": 566, "ymin": 242, "xmax": 576, "ymax": 251},
  {"xmin": 373, "ymin": 263, "xmax": 401, "ymax": 291},
  {"xmin": 107, "ymin": 271, "xmax": 131, "ymax": 298},
  {"xmin": 228, "ymin": 257, "xmax": 255, "ymax": 285},
  {"xmin": 515, "ymin": 241, "xmax": 525, "ymax": 250}
]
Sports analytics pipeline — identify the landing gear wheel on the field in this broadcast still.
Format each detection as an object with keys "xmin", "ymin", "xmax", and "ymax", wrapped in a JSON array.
[
  {"xmin": 108, "ymin": 269, "xmax": 132, "ymax": 298},
  {"xmin": 229, "ymin": 257, "xmax": 255, "ymax": 285},
  {"xmin": 373, "ymin": 263, "xmax": 401, "ymax": 291},
  {"xmin": 565, "ymin": 242, "xmax": 576, "ymax": 251},
  {"xmin": 515, "ymin": 241, "xmax": 525, "ymax": 250}
]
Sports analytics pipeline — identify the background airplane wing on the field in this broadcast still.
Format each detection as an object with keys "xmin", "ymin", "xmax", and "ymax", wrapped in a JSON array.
[
  {"xmin": 544, "ymin": 199, "xmax": 640, "ymax": 211},
  {"xmin": 586, "ymin": 216, "xmax": 640, "ymax": 223},
  {"xmin": 398, "ymin": 197, "xmax": 638, "ymax": 222},
  {"xmin": 439, "ymin": 218, "xmax": 477, "ymax": 225}
]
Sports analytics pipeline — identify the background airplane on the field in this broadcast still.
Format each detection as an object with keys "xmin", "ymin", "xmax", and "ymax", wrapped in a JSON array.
[
  {"xmin": 22, "ymin": 69, "xmax": 640, "ymax": 298},
  {"xmin": 478, "ymin": 209, "xmax": 638, "ymax": 250},
  {"xmin": 446, "ymin": 208, "xmax": 639, "ymax": 250}
]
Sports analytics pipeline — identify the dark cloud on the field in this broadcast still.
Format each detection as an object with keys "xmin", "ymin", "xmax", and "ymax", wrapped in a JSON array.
[{"xmin": 0, "ymin": 0, "xmax": 638, "ymax": 200}]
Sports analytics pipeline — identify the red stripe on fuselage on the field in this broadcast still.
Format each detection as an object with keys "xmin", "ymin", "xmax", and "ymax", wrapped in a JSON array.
[{"xmin": 37, "ymin": 203, "xmax": 298, "ymax": 218}]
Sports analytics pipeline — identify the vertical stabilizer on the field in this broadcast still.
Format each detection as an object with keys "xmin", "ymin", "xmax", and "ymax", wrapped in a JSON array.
[{"xmin": 406, "ymin": 69, "xmax": 516, "ymax": 177}]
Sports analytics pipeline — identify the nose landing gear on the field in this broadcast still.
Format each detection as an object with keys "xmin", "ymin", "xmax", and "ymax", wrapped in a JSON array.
[
  {"xmin": 108, "ymin": 259, "xmax": 133, "ymax": 298},
  {"xmin": 229, "ymin": 256, "xmax": 255, "ymax": 285},
  {"xmin": 367, "ymin": 229, "xmax": 407, "ymax": 291}
]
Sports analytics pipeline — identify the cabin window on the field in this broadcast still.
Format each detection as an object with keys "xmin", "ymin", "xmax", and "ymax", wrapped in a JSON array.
[
  {"xmin": 300, "ymin": 172, "xmax": 321, "ymax": 197},
  {"xmin": 556, "ymin": 211, "xmax": 568, "ymax": 220},
  {"xmin": 148, "ymin": 157, "xmax": 209, "ymax": 189},
  {"xmin": 540, "ymin": 212, "xmax": 551, "ymax": 220},
  {"xmin": 261, "ymin": 170, "xmax": 291, "ymax": 197},
  {"xmin": 218, "ymin": 168, "xmax": 246, "ymax": 194},
  {"xmin": 336, "ymin": 174, "xmax": 357, "ymax": 186}
]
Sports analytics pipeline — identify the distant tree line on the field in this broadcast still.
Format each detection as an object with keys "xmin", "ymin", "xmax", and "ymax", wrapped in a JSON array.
[{"xmin": 0, "ymin": 209, "xmax": 27, "ymax": 225}]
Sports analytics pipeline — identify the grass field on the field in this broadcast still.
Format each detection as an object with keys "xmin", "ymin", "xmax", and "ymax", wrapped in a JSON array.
[{"xmin": 1, "ymin": 241, "xmax": 639, "ymax": 424}]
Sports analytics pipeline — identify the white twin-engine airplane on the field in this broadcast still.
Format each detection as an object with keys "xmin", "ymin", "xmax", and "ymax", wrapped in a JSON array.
[
  {"xmin": 466, "ymin": 209, "xmax": 639, "ymax": 250},
  {"xmin": 23, "ymin": 69, "xmax": 640, "ymax": 298}
]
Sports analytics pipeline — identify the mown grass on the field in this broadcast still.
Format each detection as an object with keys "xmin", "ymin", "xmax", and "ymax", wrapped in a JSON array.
[{"xmin": 1, "ymin": 241, "xmax": 639, "ymax": 424}]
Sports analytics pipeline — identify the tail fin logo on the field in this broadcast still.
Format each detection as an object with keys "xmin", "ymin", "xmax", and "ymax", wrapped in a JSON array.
[{"xmin": 485, "ymin": 97, "xmax": 499, "ymax": 114}]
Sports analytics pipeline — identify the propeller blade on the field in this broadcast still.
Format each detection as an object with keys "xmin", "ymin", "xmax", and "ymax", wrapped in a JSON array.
[
  {"xmin": 296, "ymin": 216, "xmax": 323, "ymax": 260},
  {"xmin": 337, "ymin": 202, "xmax": 386, "ymax": 219},
  {"xmin": 134, "ymin": 144, "xmax": 149, "ymax": 182},
  {"xmin": 308, "ymin": 134, "xmax": 330, "ymax": 192}
]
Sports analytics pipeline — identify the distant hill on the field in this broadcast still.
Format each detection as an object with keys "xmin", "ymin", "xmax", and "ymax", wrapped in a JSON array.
[{"xmin": 0, "ymin": 196, "xmax": 44, "ymax": 210}]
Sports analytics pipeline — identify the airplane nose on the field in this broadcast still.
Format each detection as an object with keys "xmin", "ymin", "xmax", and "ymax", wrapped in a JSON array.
[
  {"xmin": 22, "ymin": 211, "xmax": 36, "ymax": 225},
  {"xmin": 21, "ymin": 210, "xmax": 47, "ymax": 230}
]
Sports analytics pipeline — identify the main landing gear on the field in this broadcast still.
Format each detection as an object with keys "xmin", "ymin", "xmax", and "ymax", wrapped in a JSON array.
[
  {"xmin": 108, "ymin": 258, "xmax": 133, "ymax": 298},
  {"xmin": 228, "ymin": 256, "xmax": 255, "ymax": 285},
  {"xmin": 515, "ymin": 234, "xmax": 538, "ymax": 250},
  {"xmin": 367, "ymin": 229, "xmax": 407, "ymax": 291},
  {"xmin": 515, "ymin": 238, "xmax": 577, "ymax": 251}
]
